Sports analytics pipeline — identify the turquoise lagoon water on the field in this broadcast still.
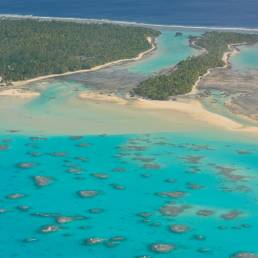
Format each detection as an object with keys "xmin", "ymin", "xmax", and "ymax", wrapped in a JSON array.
[
  {"xmin": 1, "ymin": 132, "xmax": 258, "ymax": 258},
  {"xmin": 128, "ymin": 31, "xmax": 200, "ymax": 75},
  {"xmin": 1, "ymin": 28, "xmax": 258, "ymax": 258},
  {"xmin": 231, "ymin": 44, "xmax": 258, "ymax": 72}
]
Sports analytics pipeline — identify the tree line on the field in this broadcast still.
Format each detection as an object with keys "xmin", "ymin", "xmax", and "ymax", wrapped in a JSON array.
[
  {"xmin": 133, "ymin": 31, "xmax": 258, "ymax": 100},
  {"xmin": 0, "ymin": 18, "xmax": 160, "ymax": 83}
]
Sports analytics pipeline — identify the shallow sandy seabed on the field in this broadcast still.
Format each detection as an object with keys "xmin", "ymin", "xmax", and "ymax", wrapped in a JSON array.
[
  {"xmin": 79, "ymin": 92, "xmax": 258, "ymax": 134},
  {"xmin": 0, "ymin": 91, "xmax": 257, "ymax": 145}
]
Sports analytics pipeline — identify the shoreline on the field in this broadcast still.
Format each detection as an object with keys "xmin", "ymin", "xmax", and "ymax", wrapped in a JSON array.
[
  {"xmin": 222, "ymin": 43, "xmax": 245, "ymax": 68},
  {"xmin": 77, "ymin": 91, "xmax": 258, "ymax": 134},
  {"xmin": 2, "ymin": 14, "xmax": 258, "ymax": 32},
  {"xmin": 8, "ymin": 37, "xmax": 156, "ymax": 88},
  {"xmin": 188, "ymin": 42, "xmax": 242, "ymax": 95},
  {"xmin": 1, "ymin": 16, "xmax": 257, "ymax": 135}
]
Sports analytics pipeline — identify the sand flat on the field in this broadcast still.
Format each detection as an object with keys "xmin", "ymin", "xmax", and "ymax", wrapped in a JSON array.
[{"xmin": 0, "ymin": 89, "xmax": 40, "ymax": 98}]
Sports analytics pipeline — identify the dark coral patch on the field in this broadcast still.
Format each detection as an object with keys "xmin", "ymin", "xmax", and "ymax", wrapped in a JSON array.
[
  {"xmin": 221, "ymin": 210, "xmax": 242, "ymax": 220},
  {"xmin": 78, "ymin": 190, "xmax": 100, "ymax": 198},
  {"xmin": 169, "ymin": 224, "xmax": 191, "ymax": 233},
  {"xmin": 0, "ymin": 144, "xmax": 8, "ymax": 151},
  {"xmin": 149, "ymin": 243, "xmax": 176, "ymax": 253},
  {"xmin": 16, "ymin": 162, "xmax": 35, "ymax": 169},
  {"xmin": 32, "ymin": 176, "xmax": 54, "ymax": 187}
]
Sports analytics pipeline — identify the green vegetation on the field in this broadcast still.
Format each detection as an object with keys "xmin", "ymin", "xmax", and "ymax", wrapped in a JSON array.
[
  {"xmin": 133, "ymin": 31, "xmax": 258, "ymax": 100},
  {"xmin": 0, "ymin": 18, "xmax": 159, "ymax": 83}
]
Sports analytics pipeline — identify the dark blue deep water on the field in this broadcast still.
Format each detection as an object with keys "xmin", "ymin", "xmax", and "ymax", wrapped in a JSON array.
[{"xmin": 0, "ymin": 0, "xmax": 258, "ymax": 28}]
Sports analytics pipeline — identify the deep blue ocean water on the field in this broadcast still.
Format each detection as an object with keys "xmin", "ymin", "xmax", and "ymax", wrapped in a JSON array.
[{"xmin": 1, "ymin": 0, "xmax": 258, "ymax": 28}]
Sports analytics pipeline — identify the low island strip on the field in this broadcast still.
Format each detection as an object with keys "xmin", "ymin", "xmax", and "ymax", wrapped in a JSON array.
[
  {"xmin": 132, "ymin": 31, "xmax": 258, "ymax": 100},
  {"xmin": 0, "ymin": 18, "xmax": 159, "ymax": 86}
]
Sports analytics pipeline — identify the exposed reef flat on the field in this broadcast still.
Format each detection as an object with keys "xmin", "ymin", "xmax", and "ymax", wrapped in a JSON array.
[{"xmin": 198, "ymin": 68, "xmax": 258, "ymax": 121}]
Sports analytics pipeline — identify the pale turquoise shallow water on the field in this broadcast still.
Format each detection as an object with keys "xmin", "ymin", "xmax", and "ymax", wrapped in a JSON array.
[
  {"xmin": 127, "ymin": 30, "xmax": 200, "ymax": 75},
  {"xmin": 0, "ymin": 132, "xmax": 258, "ymax": 258},
  {"xmin": 231, "ymin": 43, "xmax": 258, "ymax": 72}
]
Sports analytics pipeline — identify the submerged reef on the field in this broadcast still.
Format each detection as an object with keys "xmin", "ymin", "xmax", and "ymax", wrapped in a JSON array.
[
  {"xmin": 149, "ymin": 243, "xmax": 176, "ymax": 253},
  {"xmin": 32, "ymin": 176, "xmax": 54, "ymax": 187},
  {"xmin": 170, "ymin": 224, "xmax": 191, "ymax": 234},
  {"xmin": 230, "ymin": 252, "xmax": 258, "ymax": 258},
  {"xmin": 16, "ymin": 162, "xmax": 35, "ymax": 169},
  {"xmin": 1, "ymin": 133, "xmax": 258, "ymax": 257},
  {"xmin": 77, "ymin": 190, "xmax": 100, "ymax": 198},
  {"xmin": 39, "ymin": 225, "xmax": 59, "ymax": 233}
]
